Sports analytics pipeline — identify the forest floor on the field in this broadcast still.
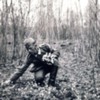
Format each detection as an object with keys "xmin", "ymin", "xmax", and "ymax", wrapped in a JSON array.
[{"xmin": 0, "ymin": 39, "xmax": 99, "ymax": 100}]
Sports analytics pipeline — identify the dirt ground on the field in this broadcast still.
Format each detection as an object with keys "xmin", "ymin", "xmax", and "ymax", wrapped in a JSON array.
[{"xmin": 0, "ymin": 41, "xmax": 98, "ymax": 100}]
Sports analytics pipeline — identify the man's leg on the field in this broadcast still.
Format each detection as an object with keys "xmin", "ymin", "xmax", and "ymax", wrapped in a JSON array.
[
  {"xmin": 34, "ymin": 69, "xmax": 45, "ymax": 87},
  {"xmin": 48, "ymin": 65, "xmax": 58, "ymax": 86}
]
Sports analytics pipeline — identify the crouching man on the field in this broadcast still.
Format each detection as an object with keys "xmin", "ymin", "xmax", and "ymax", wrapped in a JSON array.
[{"xmin": 4, "ymin": 38, "xmax": 60, "ymax": 87}]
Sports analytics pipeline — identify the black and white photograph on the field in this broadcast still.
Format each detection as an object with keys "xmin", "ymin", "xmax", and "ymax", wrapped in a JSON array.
[{"xmin": 0, "ymin": 0, "xmax": 100, "ymax": 100}]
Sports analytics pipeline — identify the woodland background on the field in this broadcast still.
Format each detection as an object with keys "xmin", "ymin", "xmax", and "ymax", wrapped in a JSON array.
[
  {"xmin": 0, "ymin": 0, "xmax": 100, "ymax": 99},
  {"xmin": 0, "ymin": 0, "xmax": 100, "ymax": 65}
]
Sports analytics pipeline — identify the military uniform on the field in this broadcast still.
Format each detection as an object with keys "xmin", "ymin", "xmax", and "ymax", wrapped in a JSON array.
[{"xmin": 8, "ymin": 44, "xmax": 60, "ymax": 86}]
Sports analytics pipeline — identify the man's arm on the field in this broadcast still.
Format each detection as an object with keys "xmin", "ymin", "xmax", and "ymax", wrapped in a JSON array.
[{"xmin": 9, "ymin": 54, "xmax": 33, "ymax": 83}]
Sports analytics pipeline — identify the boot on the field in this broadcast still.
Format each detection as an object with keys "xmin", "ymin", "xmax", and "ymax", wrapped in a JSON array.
[
  {"xmin": 48, "ymin": 79, "xmax": 55, "ymax": 87},
  {"xmin": 36, "ymin": 81, "xmax": 45, "ymax": 87}
]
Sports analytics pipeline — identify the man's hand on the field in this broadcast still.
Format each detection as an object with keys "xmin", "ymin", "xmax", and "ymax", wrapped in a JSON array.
[
  {"xmin": 42, "ymin": 53, "xmax": 53, "ymax": 65},
  {"xmin": 42, "ymin": 53, "xmax": 59, "ymax": 66},
  {"xmin": 42, "ymin": 53, "xmax": 51, "ymax": 62}
]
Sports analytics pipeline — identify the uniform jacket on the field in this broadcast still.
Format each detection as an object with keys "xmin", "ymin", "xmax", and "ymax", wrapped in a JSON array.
[{"xmin": 24, "ymin": 44, "xmax": 60, "ymax": 72}]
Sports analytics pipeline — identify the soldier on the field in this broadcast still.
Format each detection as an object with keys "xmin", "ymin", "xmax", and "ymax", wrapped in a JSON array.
[{"xmin": 4, "ymin": 38, "xmax": 60, "ymax": 87}]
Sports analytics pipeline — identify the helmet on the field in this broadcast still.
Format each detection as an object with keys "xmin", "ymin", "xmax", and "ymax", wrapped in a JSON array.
[
  {"xmin": 24, "ymin": 38, "xmax": 36, "ymax": 46},
  {"xmin": 39, "ymin": 44, "xmax": 51, "ymax": 52}
]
